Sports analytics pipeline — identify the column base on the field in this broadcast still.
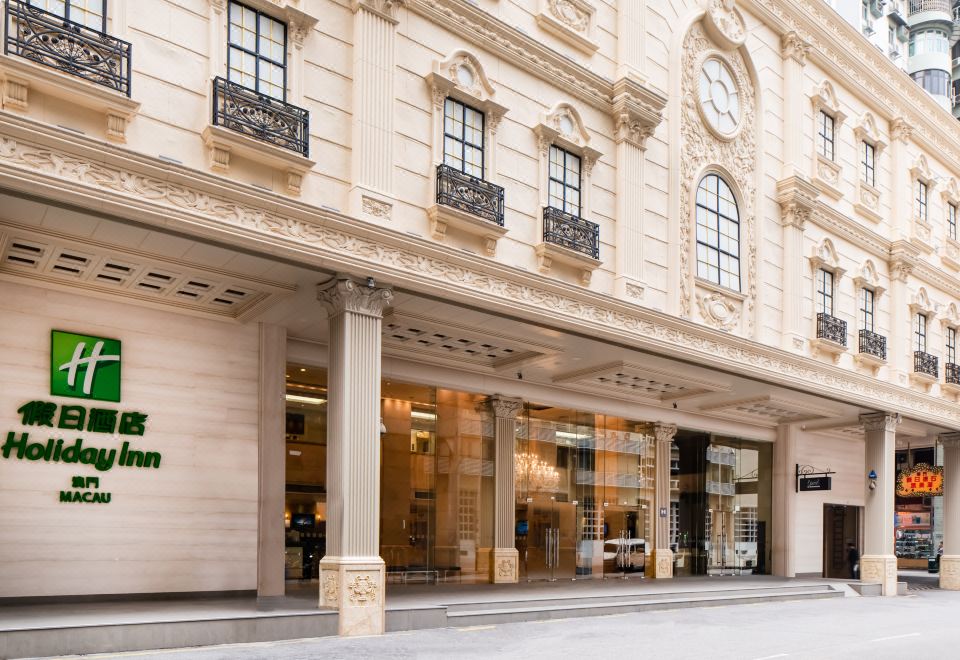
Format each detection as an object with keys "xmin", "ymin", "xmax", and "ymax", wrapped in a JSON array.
[
  {"xmin": 319, "ymin": 556, "xmax": 385, "ymax": 636},
  {"xmin": 939, "ymin": 556, "xmax": 960, "ymax": 589},
  {"xmin": 646, "ymin": 548, "xmax": 673, "ymax": 578},
  {"xmin": 490, "ymin": 548, "xmax": 519, "ymax": 583},
  {"xmin": 860, "ymin": 554, "xmax": 898, "ymax": 596}
]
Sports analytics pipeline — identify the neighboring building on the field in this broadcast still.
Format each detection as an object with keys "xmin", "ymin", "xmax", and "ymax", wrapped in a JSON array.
[{"xmin": 4, "ymin": 0, "xmax": 960, "ymax": 646}]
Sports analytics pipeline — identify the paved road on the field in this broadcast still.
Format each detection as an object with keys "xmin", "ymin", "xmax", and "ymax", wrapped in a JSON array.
[{"xmin": 42, "ymin": 588, "xmax": 960, "ymax": 660}]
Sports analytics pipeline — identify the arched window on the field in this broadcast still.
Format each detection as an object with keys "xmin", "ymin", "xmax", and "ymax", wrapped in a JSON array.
[{"xmin": 695, "ymin": 174, "xmax": 741, "ymax": 291}]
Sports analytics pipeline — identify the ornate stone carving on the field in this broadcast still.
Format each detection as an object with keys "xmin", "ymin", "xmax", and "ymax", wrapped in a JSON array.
[
  {"xmin": 317, "ymin": 275, "xmax": 394, "ymax": 317},
  {"xmin": 781, "ymin": 31, "xmax": 810, "ymax": 64},
  {"xmin": 322, "ymin": 573, "xmax": 339, "ymax": 606},
  {"xmin": 653, "ymin": 423, "xmax": 678, "ymax": 444},
  {"xmin": 4, "ymin": 134, "xmax": 960, "ymax": 425},
  {"xmin": 625, "ymin": 282, "xmax": 644, "ymax": 300},
  {"xmin": 704, "ymin": 0, "xmax": 746, "ymax": 49},
  {"xmin": 346, "ymin": 574, "xmax": 378, "ymax": 606},
  {"xmin": 614, "ymin": 113, "xmax": 656, "ymax": 149},
  {"xmin": 939, "ymin": 432, "xmax": 960, "ymax": 449},
  {"xmin": 656, "ymin": 554, "xmax": 673, "ymax": 578},
  {"xmin": 860, "ymin": 186, "xmax": 879, "ymax": 211},
  {"xmin": 891, "ymin": 117, "xmax": 913, "ymax": 144},
  {"xmin": 680, "ymin": 23, "xmax": 757, "ymax": 333},
  {"xmin": 496, "ymin": 558, "xmax": 515, "ymax": 579},
  {"xmin": 859, "ymin": 412, "xmax": 898, "ymax": 433},
  {"xmin": 489, "ymin": 395, "xmax": 523, "ymax": 420},
  {"xmin": 698, "ymin": 292, "xmax": 740, "ymax": 331},
  {"xmin": 352, "ymin": 0, "xmax": 405, "ymax": 23},
  {"xmin": 361, "ymin": 196, "xmax": 392, "ymax": 220},
  {"xmin": 890, "ymin": 260, "xmax": 913, "ymax": 283},
  {"xmin": 548, "ymin": 0, "xmax": 588, "ymax": 32}
]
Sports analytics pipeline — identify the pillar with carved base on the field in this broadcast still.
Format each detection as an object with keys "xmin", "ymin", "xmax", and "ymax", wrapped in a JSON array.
[
  {"xmin": 317, "ymin": 274, "xmax": 393, "ymax": 636},
  {"xmin": 940, "ymin": 433, "xmax": 960, "ymax": 589},
  {"xmin": 860, "ymin": 412, "xmax": 899, "ymax": 596},
  {"xmin": 647, "ymin": 423, "xmax": 676, "ymax": 578},
  {"xmin": 489, "ymin": 395, "xmax": 523, "ymax": 583}
]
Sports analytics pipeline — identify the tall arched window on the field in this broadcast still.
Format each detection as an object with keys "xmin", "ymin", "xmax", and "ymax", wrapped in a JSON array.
[{"xmin": 695, "ymin": 173, "xmax": 741, "ymax": 291}]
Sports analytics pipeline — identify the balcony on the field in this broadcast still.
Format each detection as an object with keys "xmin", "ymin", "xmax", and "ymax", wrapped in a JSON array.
[
  {"xmin": 428, "ymin": 164, "xmax": 507, "ymax": 256},
  {"xmin": 4, "ymin": 0, "xmax": 131, "ymax": 95},
  {"xmin": 816, "ymin": 313, "xmax": 847, "ymax": 346},
  {"xmin": 915, "ymin": 350, "xmax": 939, "ymax": 376},
  {"xmin": 535, "ymin": 206, "xmax": 602, "ymax": 286},
  {"xmin": 858, "ymin": 329, "xmax": 887, "ymax": 362},
  {"xmin": 202, "ymin": 77, "xmax": 313, "ymax": 194},
  {"xmin": 909, "ymin": 0, "xmax": 950, "ymax": 14},
  {"xmin": 908, "ymin": 0, "xmax": 953, "ymax": 30},
  {"xmin": 946, "ymin": 362, "xmax": 960, "ymax": 386}
]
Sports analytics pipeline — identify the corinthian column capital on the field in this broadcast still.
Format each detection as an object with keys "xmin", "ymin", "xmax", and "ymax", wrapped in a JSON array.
[
  {"xmin": 317, "ymin": 274, "xmax": 393, "ymax": 318},
  {"xmin": 489, "ymin": 395, "xmax": 523, "ymax": 420},
  {"xmin": 351, "ymin": 0, "xmax": 405, "ymax": 23},
  {"xmin": 654, "ymin": 422, "xmax": 678, "ymax": 444},
  {"xmin": 940, "ymin": 432, "xmax": 960, "ymax": 449},
  {"xmin": 860, "ymin": 412, "xmax": 899, "ymax": 433}
]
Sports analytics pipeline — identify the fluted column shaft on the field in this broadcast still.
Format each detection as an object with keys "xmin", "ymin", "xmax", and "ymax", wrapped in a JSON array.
[
  {"xmin": 772, "ymin": 423, "xmax": 797, "ymax": 577},
  {"xmin": 613, "ymin": 135, "xmax": 646, "ymax": 298},
  {"xmin": 781, "ymin": 33, "xmax": 808, "ymax": 179},
  {"xmin": 940, "ymin": 433, "xmax": 960, "ymax": 589},
  {"xmin": 649, "ymin": 423, "xmax": 676, "ymax": 578},
  {"xmin": 257, "ymin": 323, "xmax": 287, "ymax": 600},
  {"xmin": 317, "ymin": 274, "xmax": 393, "ymax": 635},
  {"xmin": 489, "ymin": 395, "xmax": 522, "ymax": 583},
  {"xmin": 860, "ymin": 413, "xmax": 898, "ymax": 596}
]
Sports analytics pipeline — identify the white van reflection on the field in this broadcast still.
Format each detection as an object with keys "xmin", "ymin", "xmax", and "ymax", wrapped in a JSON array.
[{"xmin": 602, "ymin": 538, "xmax": 645, "ymax": 572}]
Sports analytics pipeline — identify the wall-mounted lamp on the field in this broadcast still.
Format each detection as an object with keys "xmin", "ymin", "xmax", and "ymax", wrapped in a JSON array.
[
  {"xmin": 868, "ymin": 470, "xmax": 878, "ymax": 491},
  {"xmin": 379, "ymin": 417, "xmax": 387, "ymax": 435}
]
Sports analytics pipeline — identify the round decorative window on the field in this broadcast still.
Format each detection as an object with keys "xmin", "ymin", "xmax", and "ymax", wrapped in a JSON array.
[{"xmin": 698, "ymin": 57, "xmax": 741, "ymax": 137}]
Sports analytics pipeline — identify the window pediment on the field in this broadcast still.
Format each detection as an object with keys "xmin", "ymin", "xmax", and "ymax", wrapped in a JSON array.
[
  {"xmin": 425, "ymin": 50, "xmax": 508, "ymax": 122},
  {"xmin": 911, "ymin": 155, "xmax": 936, "ymax": 187},
  {"xmin": 852, "ymin": 259, "xmax": 885, "ymax": 299},
  {"xmin": 853, "ymin": 111, "xmax": 886, "ymax": 154},
  {"xmin": 942, "ymin": 177, "xmax": 960, "ymax": 205},
  {"xmin": 809, "ymin": 238, "xmax": 845, "ymax": 278},
  {"xmin": 910, "ymin": 287, "xmax": 936, "ymax": 316},
  {"xmin": 810, "ymin": 80, "xmax": 846, "ymax": 127},
  {"xmin": 534, "ymin": 102, "xmax": 601, "ymax": 168},
  {"xmin": 941, "ymin": 303, "xmax": 960, "ymax": 330}
]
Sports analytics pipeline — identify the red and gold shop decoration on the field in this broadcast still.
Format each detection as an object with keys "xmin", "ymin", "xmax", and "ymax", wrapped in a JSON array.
[{"xmin": 897, "ymin": 463, "xmax": 944, "ymax": 497}]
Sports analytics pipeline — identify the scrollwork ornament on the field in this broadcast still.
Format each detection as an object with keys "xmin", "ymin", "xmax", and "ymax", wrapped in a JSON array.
[
  {"xmin": 548, "ymin": 0, "xmax": 589, "ymax": 32},
  {"xmin": 704, "ymin": 0, "xmax": 746, "ymax": 49},
  {"xmin": 317, "ymin": 275, "xmax": 394, "ymax": 317},
  {"xmin": 698, "ymin": 292, "xmax": 740, "ymax": 331},
  {"xmin": 346, "ymin": 574, "xmax": 378, "ymax": 606}
]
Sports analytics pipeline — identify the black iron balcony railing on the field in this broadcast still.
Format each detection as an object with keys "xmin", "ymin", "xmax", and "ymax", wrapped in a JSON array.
[
  {"xmin": 946, "ymin": 362, "xmax": 960, "ymax": 385},
  {"xmin": 212, "ymin": 77, "xmax": 309, "ymax": 157},
  {"xmin": 816, "ymin": 313, "xmax": 847, "ymax": 346},
  {"xmin": 542, "ymin": 206, "xmax": 599, "ymax": 259},
  {"xmin": 858, "ymin": 329, "xmax": 887, "ymax": 360},
  {"xmin": 914, "ymin": 350, "xmax": 939, "ymax": 377},
  {"xmin": 435, "ymin": 164, "xmax": 505, "ymax": 226},
  {"xmin": 4, "ymin": 0, "xmax": 132, "ymax": 96}
]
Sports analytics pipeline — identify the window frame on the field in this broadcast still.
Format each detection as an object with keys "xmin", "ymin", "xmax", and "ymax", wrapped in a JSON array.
[
  {"xmin": 916, "ymin": 180, "xmax": 928, "ymax": 222},
  {"xmin": 694, "ymin": 173, "xmax": 742, "ymax": 292},
  {"xmin": 915, "ymin": 313, "xmax": 928, "ymax": 353},
  {"xmin": 227, "ymin": 0, "xmax": 288, "ymax": 101},
  {"xmin": 947, "ymin": 326, "xmax": 957, "ymax": 365},
  {"xmin": 442, "ymin": 97, "xmax": 486, "ymax": 180},
  {"xmin": 816, "ymin": 268, "xmax": 835, "ymax": 317},
  {"xmin": 861, "ymin": 141, "xmax": 876, "ymax": 188},
  {"xmin": 817, "ymin": 110, "xmax": 835, "ymax": 161},
  {"xmin": 547, "ymin": 145, "xmax": 582, "ymax": 218},
  {"xmin": 950, "ymin": 203, "xmax": 958, "ymax": 242},
  {"xmin": 860, "ymin": 287, "xmax": 875, "ymax": 333},
  {"xmin": 28, "ymin": 0, "xmax": 106, "ymax": 31}
]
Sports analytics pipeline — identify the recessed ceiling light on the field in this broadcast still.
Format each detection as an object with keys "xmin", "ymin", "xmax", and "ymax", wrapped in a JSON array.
[{"xmin": 300, "ymin": 368, "xmax": 306, "ymax": 372}]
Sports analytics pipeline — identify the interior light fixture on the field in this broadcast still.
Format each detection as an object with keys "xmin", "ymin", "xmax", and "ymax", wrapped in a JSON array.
[
  {"xmin": 410, "ymin": 410, "xmax": 437, "ymax": 421},
  {"xmin": 285, "ymin": 394, "xmax": 327, "ymax": 405}
]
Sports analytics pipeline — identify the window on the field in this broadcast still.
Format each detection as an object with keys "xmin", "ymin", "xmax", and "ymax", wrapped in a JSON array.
[
  {"xmin": 911, "ymin": 69, "xmax": 950, "ymax": 97},
  {"xmin": 916, "ymin": 180, "xmax": 928, "ymax": 221},
  {"xmin": 915, "ymin": 313, "xmax": 927, "ymax": 353},
  {"xmin": 862, "ymin": 141, "xmax": 875, "ymax": 187},
  {"xmin": 443, "ymin": 98, "xmax": 484, "ymax": 179},
  {"xmin": 909, "ymin": 30, "xmax": 949, "ymax": 57},
  {"xmin": 889, "ymin": 26, "xmax": 895, "ymax": 48},
  {"xmin": 695, "ymin": 174, "xmax": 741, "ymax": 291},
  {"xmin": 228, "ymin": 2, "xmax": 287, "ymax": 101},
  {"xmin": 548, "ymin": 146, "xmax": 582, "ymax": 217},
  {"xmin": 29, "ymin": 0, "xmax": 104, "ymax": 30},
  {"xmin": 948, "ymin": 327, "xmax": 957, "ymax": 365},
  {"xmin": 950, "ymin": 203, "xmax": 957, "ymax": 241},
  {"xmin": 860, "ymin": 288, "xmax": 875, "ymax": 332},
  {"xmin": 861, "ymin": 0, "xmax": 868, "ymax": 24},
  {"xmin": 816, "ymin": 268, "xmax": 835, "ymax": 316},
  {"xmin": 817, "ymin": 111, "xmax": 835, "ymax": 161}
]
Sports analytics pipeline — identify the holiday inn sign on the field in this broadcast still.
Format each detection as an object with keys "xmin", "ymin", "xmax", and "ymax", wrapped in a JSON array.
[{"xmin": 1, "ymin": 330, "xmax": 162, "ymax": 503}]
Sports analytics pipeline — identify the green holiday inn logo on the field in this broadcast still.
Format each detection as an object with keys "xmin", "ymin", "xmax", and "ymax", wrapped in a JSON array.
[{"xmin": 50, "ymin": 330, "xmax": 121, "ymax": 402}]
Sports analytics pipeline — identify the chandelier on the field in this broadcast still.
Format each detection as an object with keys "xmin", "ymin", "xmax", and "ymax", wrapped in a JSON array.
[{"xmin": 515, "ymin": 451, "xmax": 560, "ymax": 492}]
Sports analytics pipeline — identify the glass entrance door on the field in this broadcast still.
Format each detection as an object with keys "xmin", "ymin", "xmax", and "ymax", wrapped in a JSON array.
[{"xmin": 517, "ymin": 494, "xmax": 576, "ymax": 580}]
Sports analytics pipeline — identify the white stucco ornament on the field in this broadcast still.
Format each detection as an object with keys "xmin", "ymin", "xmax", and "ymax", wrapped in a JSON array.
[
  {"xmin": 704, "ymin": 0, "xmax": 746, "ymax": 49},
  {"xmin": 698, "ymin": 57, "xmax": 741, "ymax": 137}
]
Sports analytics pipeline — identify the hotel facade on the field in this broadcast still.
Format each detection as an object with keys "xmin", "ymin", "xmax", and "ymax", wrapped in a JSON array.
[{"xmin": 3, "ymin": 0, "xmax": 960, "ymax": 639}]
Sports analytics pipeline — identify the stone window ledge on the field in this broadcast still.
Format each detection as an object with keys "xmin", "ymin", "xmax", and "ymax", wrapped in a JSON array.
[
  {"xmin": 427, "ymin": 203, "xmax": 508, "ymax": 257},
  {"xmin": 0, "ymin": 54, "xmax": 140, "ymax": 143},
  {"xmin": 201, "ymin": 125, "xmax": 315, "ymax": 196},
  {"xmin": 535, "ymin": 241, "xmax": 602, "ymax": 286}
]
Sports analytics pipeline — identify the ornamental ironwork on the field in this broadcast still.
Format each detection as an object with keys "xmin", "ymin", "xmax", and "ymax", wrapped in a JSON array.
[
  {"xmin": 4, "ymin": 0, "xmax": 132, "ymax": 96},
  {"xmin": 947, "ymin": 362, "xmax": 960, "ymax": 385},
  {"xmin": 543, "ymin": 206, "xmax": 599, "ymax": 259},
  {"xmin": 212, "ymin": 77, "xmax": 309, "ymax": 157},
  {"xmin": 914, "ymin": 350, "xmax": 939, "ymax": 377},
  {"xmin": 435, "ymin": 164, "xmax": 505, "ymax": 226},
  {"xmin": 858, "ymin": 329, "xmax": 886, "ymax": 360},
  {"xmin": 816, "ymin": 313, "xmax": 847, "ymax": 346}
]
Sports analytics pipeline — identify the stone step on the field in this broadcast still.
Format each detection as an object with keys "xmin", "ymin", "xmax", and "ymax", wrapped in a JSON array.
[{"xmin": 849, "ymin": 582, "xmax": 883, "ymax": 596}]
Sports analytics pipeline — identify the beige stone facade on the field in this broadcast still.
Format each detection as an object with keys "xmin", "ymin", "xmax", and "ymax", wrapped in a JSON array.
[{"xmin": 4, "ymin": 0, "xmax": 960, "ymax": 637}]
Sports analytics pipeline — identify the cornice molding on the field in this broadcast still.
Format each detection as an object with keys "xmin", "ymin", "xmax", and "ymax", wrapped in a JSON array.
[
  {"xmin": 1, "ymin": 114, "xmax": 960, "ymax": 428},
  {"xmin": 407, "ymin": 0, "xmax": 666, "ymax": 116},
  {"xmin": 742, "ymin": 0, "xmax": 960, "ymax": 167}
]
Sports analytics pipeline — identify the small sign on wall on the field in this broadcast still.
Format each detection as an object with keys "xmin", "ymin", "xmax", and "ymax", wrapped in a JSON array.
[{"xmin": 799, "ymin": 476, "xmax": 832, "ymax": 492}]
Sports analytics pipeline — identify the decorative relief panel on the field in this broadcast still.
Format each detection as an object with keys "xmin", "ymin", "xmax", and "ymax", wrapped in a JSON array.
[
  {"xmin": 697, "ymin": 291, "xmax": 740, "ymax": 332},
  {"xmin": 680, "ymin": 22, "xmax": 757, "ymax": 336},
  {"xmin": 346, "ymin": 574, "xmax": 378, "ymax": 607},
  {"xmin": 704, "ymin": 0, "xmax": 747, "ymax": 50},
  {"xmin": 536, "ymin": 0, "xmax": 598, "ymax": 54}
]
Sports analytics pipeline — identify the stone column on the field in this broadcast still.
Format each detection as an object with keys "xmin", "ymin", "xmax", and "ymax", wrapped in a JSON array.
[
  {"xmin": 257, "ymin": 323, "xmax": 287, "ymax": 601},
  {"xmin": 648, "ymin": 423, "xmax": 677, "ymax": 578},
  {"xmin": 940, "ymin": 433, "xmax": 960, "ymax": 589},
  {"xmin": 489, "ymin": 395, "xmax": 523, "ymax": 583},
  {"xmin": 780, "ymin": 32, "xmax": 809, "ymax": 180},
  {"xmin": 771, "ymin": 423, "xmax": 797, "ymax": 577},
  {"xmin": 348, "ymin": 0, "xmax": 404, "ymax": 220},
  {"xmin": 317, "ymin": 274, "xmax": 393, "ymax": 636},
  {"xmin": 860, "ymin": 412, "xmax": 899, "ymax": 596},
  {"xmin": 887, "ymin": 257, "xmax": 913, "ymax": 383},
  {"xmin": 889, "ymin": 119, "xmax": 912, "ymax": 242}
]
